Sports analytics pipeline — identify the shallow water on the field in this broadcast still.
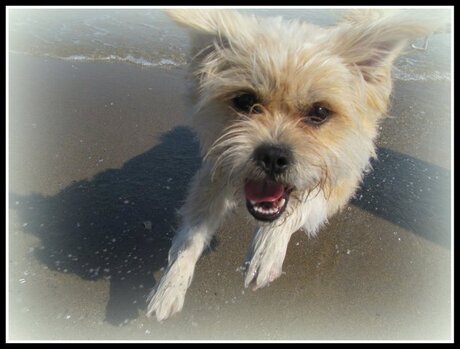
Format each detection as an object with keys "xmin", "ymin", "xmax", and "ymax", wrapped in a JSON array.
[{"xmin": 8, "ymin": 7, "xmax": 452, "ymax": 80}]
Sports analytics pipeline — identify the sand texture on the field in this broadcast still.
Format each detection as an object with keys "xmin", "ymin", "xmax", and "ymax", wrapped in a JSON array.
[{"xmin": 8, "ymin": 52, "xmax": 451, "ymax": 341}]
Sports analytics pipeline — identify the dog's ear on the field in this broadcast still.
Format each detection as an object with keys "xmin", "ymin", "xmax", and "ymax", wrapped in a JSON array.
[
  {"xmin": 166, "ymin": 9, "xmax": 251, "ymax": 40},
  {"xmin": 166, "ymin": 9, "xmax": 255, "ymax": 64},
  {"xmin": 332, "ymin": 10, "xmax": 439, "ymax": 83}
]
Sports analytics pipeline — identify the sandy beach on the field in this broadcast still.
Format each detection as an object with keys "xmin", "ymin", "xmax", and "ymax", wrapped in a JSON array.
[{"xmin": 8, "ymin": 46, "xmax": 451, "ymax": 341}]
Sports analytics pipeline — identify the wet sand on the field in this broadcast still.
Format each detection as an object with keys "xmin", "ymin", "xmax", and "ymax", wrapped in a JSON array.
[{"xmin": 8, "ymin": 54, "xmax": 451, "ymax": 341}]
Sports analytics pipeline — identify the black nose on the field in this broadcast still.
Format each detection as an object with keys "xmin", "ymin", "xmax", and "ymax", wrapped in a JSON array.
[{"xmin": 253, "ymin": 144, "xmax": 292, "ymax": 176}]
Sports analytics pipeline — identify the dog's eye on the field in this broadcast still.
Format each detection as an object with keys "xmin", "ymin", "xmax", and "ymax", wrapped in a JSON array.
[
  {"xmin": 304, "ymin": 104, "xmax": 331, "ymax": 125},
  {"xmin": 232, "ymin": 93, "xmax": 261, "ymax": 113}
]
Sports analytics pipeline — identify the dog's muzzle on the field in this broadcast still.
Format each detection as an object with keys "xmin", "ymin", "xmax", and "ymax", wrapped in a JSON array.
[{"xmin": 244, "ymin": 144, "xmax": 294, "ymax": 222}]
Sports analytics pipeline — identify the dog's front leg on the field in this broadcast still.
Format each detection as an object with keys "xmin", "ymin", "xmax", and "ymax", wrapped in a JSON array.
[
  {"xmin": 147, "ymin": 165, "xmax": 232, "ymax": 321},
  {"xmin": 244, "ymin": 195, "xmax": 325, "ymax": 290},
  {"xmin": 244, "ymin": 222, "xmax": 299, "ymax": 291}
]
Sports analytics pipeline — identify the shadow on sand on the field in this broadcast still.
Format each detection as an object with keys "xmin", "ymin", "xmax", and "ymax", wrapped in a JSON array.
[
  {"xmin": 352, "ymin": 147, "xmax": 451, "ymax": 248},
  {"xmin": 10, "ymin": 126, "xmax": 201, "ymax": 325},
  {"xmin": 10, "ymin": 127, "xmax": 451, "ymax": 325}
]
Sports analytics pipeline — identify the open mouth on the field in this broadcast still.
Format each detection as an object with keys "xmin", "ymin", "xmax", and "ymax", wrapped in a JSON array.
[{"xmin": 244, "ymin": 180, "xmax": 292, "ymax": 222}]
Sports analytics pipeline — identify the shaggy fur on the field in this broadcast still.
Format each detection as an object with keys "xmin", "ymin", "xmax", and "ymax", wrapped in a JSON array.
[{"xmin": 146, "ymin": 8, "xmax": 436, "ymax": 321}]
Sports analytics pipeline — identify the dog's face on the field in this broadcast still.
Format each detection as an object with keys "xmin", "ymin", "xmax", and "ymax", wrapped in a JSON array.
[{"xmin": 168, "ymin": 9, "xmax": 433, "ymax": 223}]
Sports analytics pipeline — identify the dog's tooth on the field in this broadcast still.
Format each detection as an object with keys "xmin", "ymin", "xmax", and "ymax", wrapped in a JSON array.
[
  {"xmin": 250, "ymin": 200, "xmax": 256, "ymax": 206},
  {"xmin": 279, "ymin": 198, "xmax": 286, "ymax": 207}
]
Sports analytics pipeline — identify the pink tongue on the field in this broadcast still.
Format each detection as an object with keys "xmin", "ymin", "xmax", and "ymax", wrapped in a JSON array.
[{"xmin": 244, "ymin": 180, "xmax": 285, "ymax": 203}]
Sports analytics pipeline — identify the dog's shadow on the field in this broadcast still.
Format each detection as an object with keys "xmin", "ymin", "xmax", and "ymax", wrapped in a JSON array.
[
  {"xmin": 10, "ymin": 126, "xmax": 202, "ymax": 326},
  {"xmin": 10, "ymin": 128, "xmax": 450, "ymax": 325},
  {"xmin": 352, "ymin": 147, "xmax": 451, "ymax": 248}
]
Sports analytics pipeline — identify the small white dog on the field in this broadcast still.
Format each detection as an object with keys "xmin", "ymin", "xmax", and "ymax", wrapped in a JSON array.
[{"xmin": 147, "ymin": 8, "xmax": 435, "ymax": 321}]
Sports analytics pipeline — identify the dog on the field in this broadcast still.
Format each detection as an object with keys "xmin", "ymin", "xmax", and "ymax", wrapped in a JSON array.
[{"xmin": 146, "ymin": 8, "xmax": 436, "ymax": 321}]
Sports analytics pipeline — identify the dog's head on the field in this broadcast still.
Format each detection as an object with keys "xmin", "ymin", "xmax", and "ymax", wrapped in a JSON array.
[{"xmin": 168, "ymin": 9, "xmax": 436, "ymax": 222}]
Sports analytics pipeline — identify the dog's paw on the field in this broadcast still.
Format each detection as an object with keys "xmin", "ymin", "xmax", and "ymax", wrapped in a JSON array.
[
  {"xmin": 146, "ymin": 269, "xmax": 189, "ymax": 321},
  {"xmin": 244, "ymin": 246, "xmax": 285, "ymax": 290},
  {"xmin": 146, "ymin": 282, "xmax": 187, "ymax": 321}
]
